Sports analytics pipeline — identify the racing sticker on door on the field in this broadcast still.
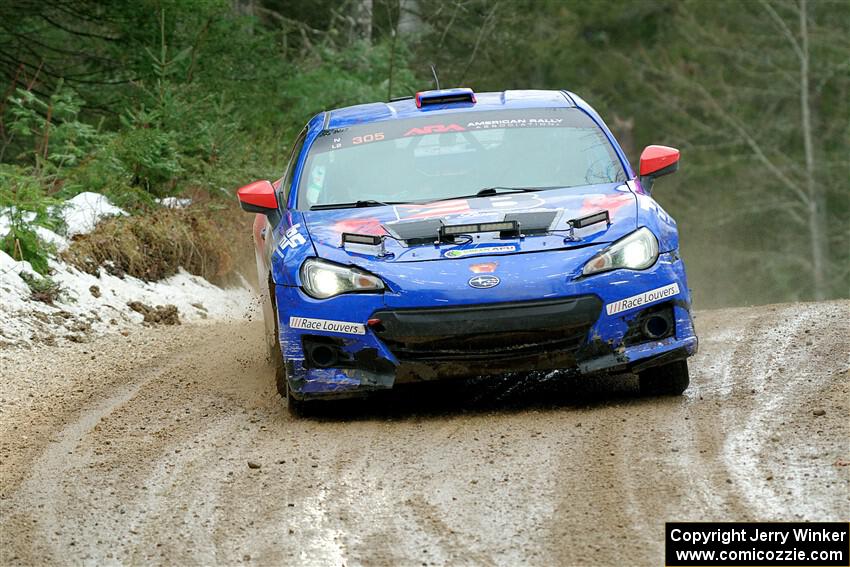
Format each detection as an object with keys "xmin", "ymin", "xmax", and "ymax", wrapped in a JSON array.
[{"xmin": 606, "ymin": 283, "xmax": 679, "ymax": 316}]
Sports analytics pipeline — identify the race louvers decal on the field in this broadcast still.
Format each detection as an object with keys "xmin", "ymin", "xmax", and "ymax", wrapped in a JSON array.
[
  {"xmin": 606, "ymin": 283, "xmax": 680, "ymax": 316},
  {"xmin": 289, "ymin": 316, "xmax": 365, "ymax": 335}
]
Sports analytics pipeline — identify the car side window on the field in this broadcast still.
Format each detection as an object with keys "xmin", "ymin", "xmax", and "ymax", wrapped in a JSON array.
[{"xmin": 280, "ymin": 128, "xmax": 308, "ymax": 207}]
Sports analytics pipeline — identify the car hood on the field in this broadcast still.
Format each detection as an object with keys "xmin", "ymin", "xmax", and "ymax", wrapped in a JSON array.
[{"xmin": 302, "ymin": 183, "xmax": 638, "ymax": 265}]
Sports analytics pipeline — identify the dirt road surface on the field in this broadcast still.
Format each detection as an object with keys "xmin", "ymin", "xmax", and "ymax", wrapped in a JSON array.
[{"xmin": 1, "ymin": 300, "xmax": 848, "ymax": 566}]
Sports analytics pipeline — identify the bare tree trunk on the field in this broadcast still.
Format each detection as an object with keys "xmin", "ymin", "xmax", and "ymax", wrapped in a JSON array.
[
  {"xmin": 610, "ymin": 115, "xmax": 635, "ymax": 162},
  {"xmin": 353, "ymin": 0, "xmax": 373, "ymax": 42},
  {"xmin": 799, "ymin": 0, "xmax": 826, "ymax": 299},
  {"xmin": 232, "ymin": 0, "xmax": 254, "ymax": 17},
  {"xmin": 232, "ymin": 0, "xmax": 255, "ymax": 35},
  {"xmin": 387, "ymin": 31, "xmax": 397, "ymax": 99},
  {"xmin": 397, "ymin": 0, "xmax": 421, "ymax": 35}
]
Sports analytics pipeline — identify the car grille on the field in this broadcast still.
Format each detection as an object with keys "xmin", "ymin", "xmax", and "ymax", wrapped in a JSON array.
[{"xmin": 371, "ymin": 296, "xmax": 602, "ymax": 363}]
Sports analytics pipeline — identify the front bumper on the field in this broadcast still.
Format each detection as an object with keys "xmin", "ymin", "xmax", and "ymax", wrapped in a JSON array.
[{"xmin": 275, "ymin": 250, "xmax": 698, "ymax": 400}]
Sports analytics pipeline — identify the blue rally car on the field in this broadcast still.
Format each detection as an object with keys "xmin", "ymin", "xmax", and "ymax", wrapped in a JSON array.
[{"xmin": 236, "ymin": 88, "xmax": 698, "ymax": 411}]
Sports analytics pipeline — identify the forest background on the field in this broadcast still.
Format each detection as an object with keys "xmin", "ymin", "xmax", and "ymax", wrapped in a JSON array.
[{"xmin": 1, "ymin": 0, "xmax": 847, "ymax": 307}]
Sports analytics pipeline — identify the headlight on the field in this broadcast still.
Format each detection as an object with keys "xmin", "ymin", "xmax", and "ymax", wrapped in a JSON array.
[
  {"xmin": 582, "ymin": 227, "xmax": 659, "ymax": 276},
  {"xmin": 300, "ymin": 258, "xmax": 385, "ymax": 299}
]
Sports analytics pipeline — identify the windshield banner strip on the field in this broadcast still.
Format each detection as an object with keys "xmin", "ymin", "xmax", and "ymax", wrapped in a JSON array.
[{"xmin": 314, "ymin": 108, "xmax": 586, "ymax": 154}]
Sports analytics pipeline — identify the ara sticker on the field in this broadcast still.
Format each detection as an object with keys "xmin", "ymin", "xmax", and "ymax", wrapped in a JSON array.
[
  {"xmin": 403, "ymin": 124, "xmax": 466, "ymax": 136},
  {"xmin": 606, "ymin": 283, "xmax": 680, "ymax": 316},
  {"xmin": 444, "ymin": 245, "xmax": 518, "ymax": 259},
  {"xmin": 289, "ymin": 316, "xmax": 366, "ymax": 335}
]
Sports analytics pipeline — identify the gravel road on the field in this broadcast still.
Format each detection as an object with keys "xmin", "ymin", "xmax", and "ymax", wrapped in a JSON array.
[{"xmin": 1, "ymin": 300, "xmax": 848, "ymax": 566}]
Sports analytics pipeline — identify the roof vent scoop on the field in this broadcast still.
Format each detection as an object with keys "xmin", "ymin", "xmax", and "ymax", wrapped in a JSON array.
[{"xmin": 414, "ymin": 88, "xmax": 476, "ymax": 109}]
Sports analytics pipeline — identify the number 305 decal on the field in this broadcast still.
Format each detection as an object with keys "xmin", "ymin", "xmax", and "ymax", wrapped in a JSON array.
[{"xmin": 352, "ymin": 133, "xmax": 384, "ymax": 145}]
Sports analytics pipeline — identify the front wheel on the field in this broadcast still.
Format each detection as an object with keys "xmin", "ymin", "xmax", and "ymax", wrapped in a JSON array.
[
  {"xmin": 638, "ymin": 359, "xmax": 690, "ymax": 396},
  {"xmin": 288, "ymin": 389, "xmax": 314, "ymax": 417},
  {"xmin": 269, "ymin": 308, "xmax": 306, "ymax": 416},
  {"xmin": 271, "ymin": 333, "xmax": 309, "ymax": 416},
  {"xmin": 266, "ymin": 281, "xmax": 310, "ymax": 416},
  {"xmin": 273, "ymin": 354, "xmax": 312, "ymax": 416}
]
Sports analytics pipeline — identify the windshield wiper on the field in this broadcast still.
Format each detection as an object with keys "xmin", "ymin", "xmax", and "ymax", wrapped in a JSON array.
[
  {"xmin": 417, "ymin": 186, "xmax": 546, "ymax": 204},
  {"xmin": 310, "ymin": 200, "xmax": 405, "ymax": 211},
  {"xmin": 474, "ymin": 186, "xmax": 545, "ymax": 196}
]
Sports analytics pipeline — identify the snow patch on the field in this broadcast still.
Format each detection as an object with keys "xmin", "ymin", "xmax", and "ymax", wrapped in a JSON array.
[
  {"xmin": 156, "ymin": 197, "xmax": 192, "ymax": 209},
  {"xmin": 0, "ymin": 191, "xmax": 255, "ymax": 346},
  {"xmin": 61, "ymin": 191, "xmax": 127, "ymax": 236},
  {"xmin": 35, "ymin": 225, "xmax": 69, "ymax": 251},
  {"xmin": 1, "ymin": 191, "xmax": 126, "ymax": 249},
  {"xmin": 0, "ymin": 213, "xmax": 69, "ymax": 251},
  {"xmin": 0, "ymin": 249, "xmax": 255, "ymax": 346}
]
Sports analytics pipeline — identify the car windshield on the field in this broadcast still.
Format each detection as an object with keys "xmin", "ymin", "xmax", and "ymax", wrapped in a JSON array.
[{"xmin": 297, "ymin": 108, "xmax": 627, "ymax": 210}]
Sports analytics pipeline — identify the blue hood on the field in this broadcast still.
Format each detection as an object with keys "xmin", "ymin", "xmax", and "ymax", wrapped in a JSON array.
[{"xmin": 302, "ymin": 183, "xmax": 638, "ymax": 265}]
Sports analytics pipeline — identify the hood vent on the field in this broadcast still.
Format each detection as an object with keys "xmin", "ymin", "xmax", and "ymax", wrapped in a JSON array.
[{"xmin": 382, "ymin": 210, "xmax": 561, "ymax": 245}]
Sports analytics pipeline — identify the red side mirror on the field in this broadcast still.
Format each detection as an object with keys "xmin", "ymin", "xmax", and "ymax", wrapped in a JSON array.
[
  {"xmin": 639, "ymin": 145, "xmax": 680, "ymax": 177},
  {"xmin": 237, "ymin": 180, "xmax": 278, "ymax": 214}
]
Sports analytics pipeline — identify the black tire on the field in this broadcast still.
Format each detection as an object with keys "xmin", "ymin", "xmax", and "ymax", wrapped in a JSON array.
[
  {"xmin": 271, "ymin": 334, "xmax": 311, "ymax": 416},
  {"xmin": 273, "ymin": 356, "xmax": 288, "ymax": 397},
  {"xmin": 638, "ymin": 359, "xmax": 690, "ymax": 396},
  {"xmin": 266, "ymin": 279, "xmax": 310, "ymax": 416},
  {"xmin": 287, "ymin": 387, "xmax": 311, "ymax": 416},
  {"xmin": 270, "ymin": 322, "xmax": 306, "ymax": 416},
  {"xmin": 268, "ymin": 312, "xmax": 312, "ymax": 417},
  {"xmin": 269, "ymin": 306, "xmax": 287, "ymax": 398},
  {"xmin": 270, "ymin": 355, "xmax": 310, "ymax": 416}
]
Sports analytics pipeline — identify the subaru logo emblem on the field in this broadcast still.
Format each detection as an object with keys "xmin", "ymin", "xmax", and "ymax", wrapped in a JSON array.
[{"xmin": 468, "ymin": 275, "xmax": 500, "ymax": 289}]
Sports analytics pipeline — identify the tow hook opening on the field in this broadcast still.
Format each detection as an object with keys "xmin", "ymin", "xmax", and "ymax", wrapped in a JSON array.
[
  {"xmin": 301, "ymin": 336, "xmax": 395, "ymax": 373},
  {"xmin": 306, "ymin": 343, "xmax": 338, "ymax": 367},
  {"xmin": 642, "ymin": 313, "xmax": 672, "ymax": 340},
  {"xmin": 624, "ymin": 302, "xmax": 677, "ymax": 346},
  {"xmin": 302, "ymin": 336, "xmax": 348, "ymax": 368}
]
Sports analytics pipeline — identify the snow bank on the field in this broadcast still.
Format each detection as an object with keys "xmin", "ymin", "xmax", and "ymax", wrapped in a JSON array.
[
  {"xmin": 1, "ymin": 191, "xmax": 126, "ymax": 248},
  {"xmin": 0, "ymin": 192, "xmax": 254, "ymax": 347},
  {"xmin": 61, "ymin": 191, "xmax": 127, "ymax": 236},
  {"xmin": 0, "ymin": 212, "xmax": 69, "ymax": 251},
  {"xmin": 0, "ymin": 250, "xmax": 255, "ymax": 346}
]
